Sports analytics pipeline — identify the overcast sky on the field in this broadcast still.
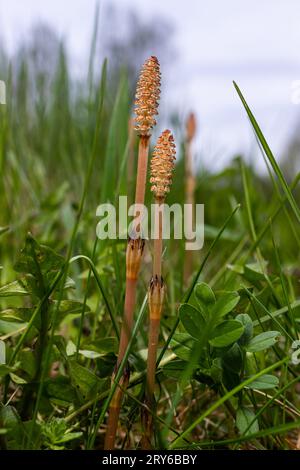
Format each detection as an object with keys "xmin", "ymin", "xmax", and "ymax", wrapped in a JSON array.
[{"xmin": 1, "ymin": 0, "xmax": 300, "ymax": 170}]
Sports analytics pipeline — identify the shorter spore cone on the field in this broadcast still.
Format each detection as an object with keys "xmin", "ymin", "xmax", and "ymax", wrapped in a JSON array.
[{"xmin": 150, "ymin": 129, "xmax": 176, "ymax": 199}]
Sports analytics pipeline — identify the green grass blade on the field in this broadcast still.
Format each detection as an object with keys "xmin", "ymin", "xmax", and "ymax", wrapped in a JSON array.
[{"xmin": 233, "ymin": 81, "xmax": 300, "ymax": 224}]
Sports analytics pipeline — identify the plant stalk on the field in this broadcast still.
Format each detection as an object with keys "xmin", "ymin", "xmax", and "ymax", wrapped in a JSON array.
[
  {"xmin": 183, "ymin": 124, "xmax": 196, "ymax": 285},
  {"xmin": 104, "ymin": 136, "xmax": 149, "ymax": 450},
  {"xmin": 142, "ymin": 197, "xmax": 165, "ymax": 449}
]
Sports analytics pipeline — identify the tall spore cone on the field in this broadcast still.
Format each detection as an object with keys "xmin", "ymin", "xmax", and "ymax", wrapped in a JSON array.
[
  {"xmin": 134, "ymin": 56, "xmax": 161, "ymax": 137},
  {"xmin": 150, "ymin": 129, "xmax": 176, "ymax": 199}
]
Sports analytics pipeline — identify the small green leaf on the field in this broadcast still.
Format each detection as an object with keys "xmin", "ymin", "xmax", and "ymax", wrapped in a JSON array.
[
  {"xmin": 14, "ymin": 234, "xmax": 64, "ymax": 276},
  {"xmin": 66, "ymin": 340, "xmax": 76, "ymax": 356},
  {"xmin": 0, "ymin": 364, "xmax": 14, "ymax": 378},
  {"xmin": 55, "ymin": 431, "xmax": 83, "ymax": 444},
  {"xmin": 9, "ymin": 373, "xmax": 27, "ymax": 384},
  {"xmin": 69, "ymin": 360, "xmax": 106, "ymax": 401},
  {"xmin": 244, "ymin": 262, "xmax": 267, "ymax": 282},
  {"xmin": 227, "ymin": 264, "xmax": 244, "ymax": 275},
  {"xmin": 211, "ymin": 292, "xmax": 240, "ymax": 322},
  {"xmin": 19, "ymin": 350, "xmax": 37, "ymax": 379},
  {"xmin": 41, "ymin": 417, "xmax": 81, "ymax": 449},
  {"xmin": 0, "ymin": 308, "xmax": 34, "ymax": 324},
  {"xmin": 46, "ymin": 377, "xmax": 77, "ymax": 405},
  {"xmin": 51, "ymin": 301, "xmax": 90, "ymax": 327},
  {"xmin": 79, "ymin": 349, "xmax": 102, "ymax": 359},
  {"xmin": 83, "ymin": 337, "xmax": 118, "ymax": 354},
  {"xmin": 194, "ymin": 283, "xmax": 215, "ymax": 310},
  {"xmin": 236, "ymin": 406, "xmax": 259, "ymax": 436},
  {"xmin": 246, "ymin": 331, "xmax": 280, "ymax": 352},
  {"xmin": 0, "ymin": 320, "xmax": 27, "ymax": 335},
  {"xmin": 162, "ymin": 359, "xmax": 187, "ymax": 379},
  {"xmin": 246, "ymin": 374, "xmax": 279, "ymax": 390},
  {"xmin": 0, "ymin": 280, "xmax": 29, "ymax": 297},
  {"xmin": 179, "ymin": 303, "xmax": 205, "ymax": 339},
  {"xmin": 170, "ymin": 333, "xmax": 197, "ymax": 362},
  {"xmin": 209, "ymin": 320, "xmax": 244, "ymax": 347},
  {"xmin": 236, "ymin": 313, "xmax": 253, "ymax": 346}
]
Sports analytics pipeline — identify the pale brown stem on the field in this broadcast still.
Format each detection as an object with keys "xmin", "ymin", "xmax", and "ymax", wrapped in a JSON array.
[
  {"xmin": 146, "ymin": 318, "xmax": 160, "ymax": 398},
  {"xmin": 117, "ymin": 278, "xmax": 137, "ymax": 365},
  {"xmin": 142, "ymin": 197, "xmax": 164, "ymax": 449},
  {"xmin": 104, "ymin": 370, "xmax": 129, "ymax": 450},
  {"xmin": 104, "ymin": 135, "xmax": 150, "ymax": 450},
  {"xmin": 183, "ymin": 140, "xmax": 196, "ymax": 285},
  {"xmin": 104, "ymin": 265, "xmax": 139, "ymax": 450},
  {"xmin": 104, "ymin": 402, "xmax": 121, "ymax": 450},
  {"xmin": 141, "ymin": 317, "xmax": 160, "ymax": 449}
]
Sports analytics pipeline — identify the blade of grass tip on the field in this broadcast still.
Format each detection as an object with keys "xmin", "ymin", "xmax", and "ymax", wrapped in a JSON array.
[
  {"xmin": 169, "ymin": 356, "xmax": 289, "ymax": 449},
  {"xmin": 258, "ymin": 141, "xmax": 300, "ymax": 249},
  {"xmin": 156, "ymin": 204, "xmax": 241, "ymax": 367},
  {"xmin": 27, "ymin": 61, "xmax": 107, "ymax": 449},
  {"xmin": 233, "ymin": 81, "xmax": 300, "ymax": 224},
  {"xmin": 87, "ymin": 295, "xmax": 148, "ymax": 449}
]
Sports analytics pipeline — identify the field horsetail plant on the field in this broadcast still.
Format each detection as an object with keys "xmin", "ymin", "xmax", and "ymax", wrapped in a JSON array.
[
  {"xmin": 1, "ymin": 11, "xmax": 300, "ymax": 454},
  {"xmin": 142, "ymin": 130, "xmax": 176, "ymax": 448},
  {"xmin": 104, "ymin": 56, "xmax": 161, "ymax": 450}
]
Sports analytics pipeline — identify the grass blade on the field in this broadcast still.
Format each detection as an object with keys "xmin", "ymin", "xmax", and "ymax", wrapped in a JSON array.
[{"xmin": 233, "ymin": 81, "xmax": 300, "ymax": 224}]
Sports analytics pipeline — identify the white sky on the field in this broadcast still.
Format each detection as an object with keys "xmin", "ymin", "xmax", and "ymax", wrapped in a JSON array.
[{"xmin": 1, "ymin": 0, "xmax": 300, "ymax": 170}]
